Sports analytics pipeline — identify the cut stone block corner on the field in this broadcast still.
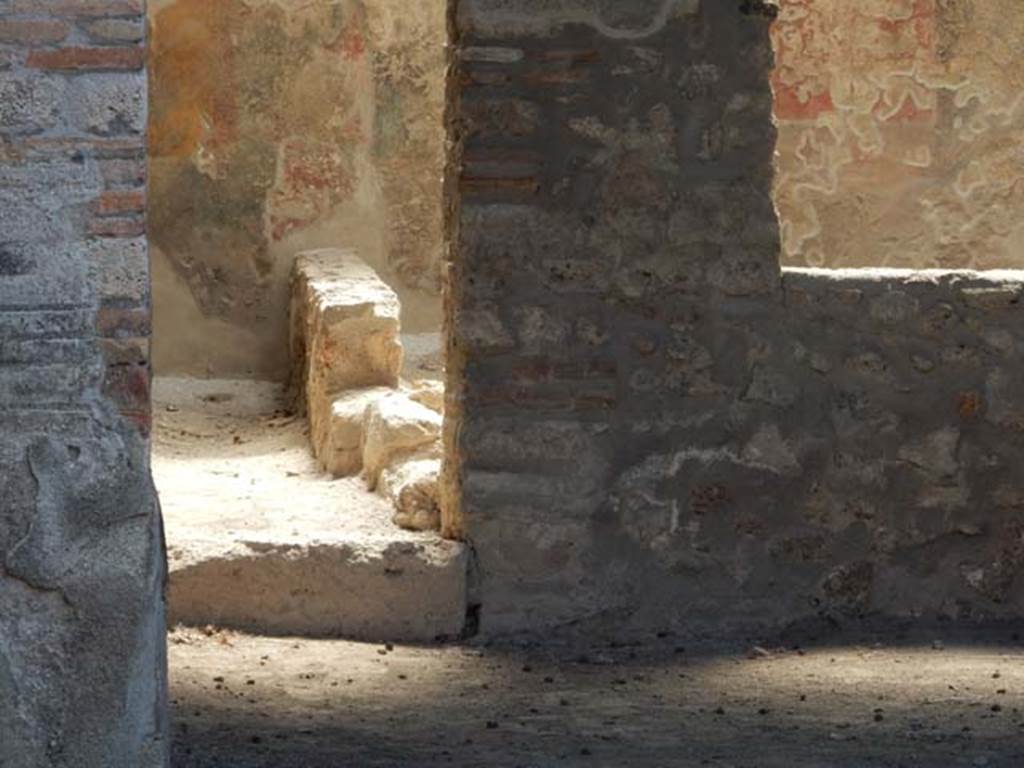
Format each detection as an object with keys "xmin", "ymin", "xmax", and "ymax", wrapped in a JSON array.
[
  {"xmin": 291, "ymin": 248, "xmax": 404, "ymax": 407},
  {"xmin": 290, "ymin": 248, "xmax": 447, "ymax": 535}
]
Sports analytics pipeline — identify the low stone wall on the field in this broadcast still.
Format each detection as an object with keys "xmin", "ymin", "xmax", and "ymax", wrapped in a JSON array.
[
  {"xmin": 0, "ymin": 0, "xmax": 167, "ymax": 764},
  {"xmin": 447, "ymin": 0, "xmax": 1024, "ymax": 636}
]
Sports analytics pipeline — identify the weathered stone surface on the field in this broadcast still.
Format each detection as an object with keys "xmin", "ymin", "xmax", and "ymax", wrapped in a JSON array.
[
  {"xmin": 405, "ymin": 378, "xmax": 445, "ymax": 414},
  {"xmin": 169, "ymin": 537, "xmax": 467, "ymax": 643},
  {"xmin": 149, "ymin": 0, "xmax": 446, "ymax": 378},
  {"xmin": 448, "ymin": 1, "xmax": 1024, "ymax": 638},
  {"xmin": 313, "ymin": 387, "xmax": 392, "ymax": 477},
  {"xmin": 362, "ymin": 392, "xmax": 442, "ymax": 489},
  {"xmin": 0, "ymin": 0, "xmax": 165, "ymax": 761},
  {"xmin": 381, "ymin": 457, "xmax": 442, "ymax": 532},
  {"xmin": 292, "ymin": 248, "xmax": 403, "ymax": 424}
]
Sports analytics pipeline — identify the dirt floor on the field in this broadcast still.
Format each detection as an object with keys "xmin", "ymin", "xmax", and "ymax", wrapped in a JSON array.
[
  {"xmin": 169, "ymin": 625, "xmax": 1024, "ymax": 768},
  {"xmin": 154, "ymin": 361, "xmax": 1024, "ymax": 767},
  {"xmin": 153, "ymin": 330, "xmax": 443, "ymax": 559},
  {"xmin": 152, "ymin": 377, "xmax": 421, "ymax": 561},
  {"xmin": 152, "ymin": 376, "xmax": 466, "ymax": 641}
]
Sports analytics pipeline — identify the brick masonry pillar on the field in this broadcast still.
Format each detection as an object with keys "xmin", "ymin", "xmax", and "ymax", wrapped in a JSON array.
[
  {"xmin": 0, "ymin": 0, "xmax": 167, "ymax": 764},
  {"xmin": 448, "ymin": 0, "xmax": 1024, "ymax": 638},
  {"xmin": 445, "ymin": 0, "xmax": 781, "ymax": 634}
]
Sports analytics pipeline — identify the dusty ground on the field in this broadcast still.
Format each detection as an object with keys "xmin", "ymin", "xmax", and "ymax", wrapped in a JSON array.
[
  {"xmin": 152, "ymin": 377, "xmax": 422, "ymax": 559},
  {"xmin": 152, "ymin": 377, "xmax": 466, "ymax": 641},
  {"xmin": 170, "ymin": 625, "xmax": 1024, "ymax": 768},
  {"xmin": 154, "ymin": 372, "xmax": 1024, "ymax": 767},
  {"xmin": 152, "ymin": 330, "xmax": 441, "ymax": 553}
]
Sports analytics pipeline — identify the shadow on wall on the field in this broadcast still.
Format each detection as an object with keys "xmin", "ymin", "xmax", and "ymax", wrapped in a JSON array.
[{"xmin": 147, "ymin": 0, "xmax": 447, "ymax": 380}]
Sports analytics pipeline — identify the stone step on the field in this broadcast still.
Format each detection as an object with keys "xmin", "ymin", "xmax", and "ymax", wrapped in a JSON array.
[
  {"xmin": 290, "ymin": 249, "xmax": 447, "ymax": 534},
  {"xmin": 290, "ymin": 248, "xmax": 403, "ymax": 458},
  {"xmin": 167, "ymin": 534, "xmax": 469, "ymax": 643},
  {"xmin": 154, "ymin": 378, "xmax": 468, "ymax": 643}
]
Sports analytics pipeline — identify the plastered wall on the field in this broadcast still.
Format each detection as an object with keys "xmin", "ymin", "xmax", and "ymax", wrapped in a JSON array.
[
  {"xmin": 148, "ymin": 0, "xmax": 446, "ymax": 379},
  {"xmin": 774, "ymin": 0, "xmax": 1024, "ymax": 270},
  {"xmin": 447, "ymin": 0, "xmax": 1024, "ymax": 636},
  {"xmin": 0, "ymin": 0, "xmax": 167, "ymax": 764}
]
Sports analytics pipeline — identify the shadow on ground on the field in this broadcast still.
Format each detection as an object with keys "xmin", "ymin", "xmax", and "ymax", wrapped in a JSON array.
[{"xmin": 170, "ymin": 623, "xmax": 1024, "ymax": 768}]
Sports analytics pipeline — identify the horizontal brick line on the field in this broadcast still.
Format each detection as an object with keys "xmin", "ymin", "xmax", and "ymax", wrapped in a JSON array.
[
  {"xmin": 0, "ymin": 403, "xmax": 96, "ymax": 412},
  {"xmin": 1, "ymin": 2, "xmax": 144, "ymax": 19},
  {"xmin": 0, "ymin": 361, "xmax": 96, "ymax": 368},
  {"xmin": 0, "ymin": 336, "xmax": 95, "ymax": 342},
  {"xmin": 0, "ymin": 405, "xmax": 91, "ymax": 412},
  {"xmin": 0, "ymin": 18, "xmax": 69, "ymax": 44},
  {"xmin": 15, "ymin": 137, "xmax": 144, "ymax": 152},
  {"xmin": 0, "ymin": 304, "xmax": 93, "ymax": 312},
  {"xmin": 0, "ymin": 334, "xmax": 95, "ymax": 344},
  {"xmin": 26, "ymin": 45, "xmax": 144, "ymax": 72}
]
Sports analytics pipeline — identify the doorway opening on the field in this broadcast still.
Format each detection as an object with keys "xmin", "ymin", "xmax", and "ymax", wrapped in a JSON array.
[{"xmin": 145, "ymin": 0, "xmax": 464, "ymax": 642}]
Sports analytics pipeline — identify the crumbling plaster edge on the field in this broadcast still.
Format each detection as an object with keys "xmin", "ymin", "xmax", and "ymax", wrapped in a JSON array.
[{"xmin": 783, "ymin": 266, "xmax": 1024, "ymax": 285}]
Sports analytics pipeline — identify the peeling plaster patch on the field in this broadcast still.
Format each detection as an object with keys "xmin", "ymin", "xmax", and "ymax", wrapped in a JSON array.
[
  {"xmin": 774, "ymin": 0, "xmax": 1024, "ymax": 270},
  {"xmin": 149, "ymin": 0, "xmax": 445, "ymax": 377}
]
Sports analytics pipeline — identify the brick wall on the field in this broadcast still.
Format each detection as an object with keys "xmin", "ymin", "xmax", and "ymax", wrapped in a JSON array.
[
  {"xmin": 448, "ymin": 0, "xmax": 1024, "ymax": 637},
  {"xmin": 0, "ymin": 0, "xmax": 166, "ymax": 764}
]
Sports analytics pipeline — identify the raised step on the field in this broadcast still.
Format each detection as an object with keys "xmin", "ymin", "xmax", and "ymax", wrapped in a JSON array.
[
  {"xmin": 153, "ymin": 378, "xmax": 468, "ymax": 643},
  {"xmin": 290, "ymin": 250, "xmax": 446, "ymax": 535},
  {"xmin": 167, "ymin": 535, "xmax": 468, "ymax": 643},
  {"xmin": 290, "ymin": 248, "xmax": 403, "ymax": 461}
]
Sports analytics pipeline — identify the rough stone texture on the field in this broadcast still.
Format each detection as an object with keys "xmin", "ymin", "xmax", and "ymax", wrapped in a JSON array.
[
  {"xmin": 291, "ymin": 248, "xmax": 403, "ymax": 455},
  {"xmin": 153, "ymin": 378, "xmax": 467, "ymax": 643},
  {"xmin": 170, "ymin": 537, "xmax": 467, "ymax": 642},
  {"xmin": 362, "ymin": 392, "xmax": 443, "ymax": 489},
  {"xmin": 381, "ymin": 457, "xmax": 443, "ymax": 532},
  {"xmin": 448, "ymin": 0, "xmax": 1024, "ymax": 637},
  {"xmin": 148, "ymin": 0, "xmax": 447, "ymax": 378},
  {"xmin": 774, "ymin": 0, "xmax": 1024, "ymax": 270},
  {"xmin": 317, "ymin": 386, "xmax": 394, "ymax": 477},
  {"xmin": 0, "ymin": 0, "xmax": 167, "ymax": 764},
  {"xmin": 407, "ymin": 378, "xmax": 446, "ymax": 413}
]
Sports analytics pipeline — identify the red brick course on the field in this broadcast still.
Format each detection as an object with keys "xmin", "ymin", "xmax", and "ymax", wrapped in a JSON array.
[
  {"xmin": 27, "ymin": 45, "xmax": 144, "ymax": 71},
  {"xmin": 0, "ymin": 19, "xmax": 69, "ymax": 44},
  {"xmin": 94, "ymin": 189, "xmax": 146, "ymax": 215}
]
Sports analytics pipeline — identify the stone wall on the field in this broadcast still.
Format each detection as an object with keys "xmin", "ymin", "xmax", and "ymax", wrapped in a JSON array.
[
  {"xmin": 447, "ymin": 0, "xmax": 1024, "ymax": 636},
  {"xmin": 148, "ymin": 0, "xmax": 447, "ymax": 379},
  {"xmin": 774, "ymin": 0, "xmax": 1024, "ymax": 270},
  {"xmin": 0, "ymin": 0, "xmax": 167, "ymax": 765}
]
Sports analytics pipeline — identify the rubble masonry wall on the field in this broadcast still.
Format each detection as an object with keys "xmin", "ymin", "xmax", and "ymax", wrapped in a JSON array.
[
  {"xmin": 447, "ymin": 0, "xmax": 1024, "ymax": 636},
  {"xmin": 0, "ymin": 0, "xmax": 167, "ymax": 764}
]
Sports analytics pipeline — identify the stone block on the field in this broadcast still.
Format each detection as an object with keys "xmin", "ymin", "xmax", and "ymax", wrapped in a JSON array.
[
  {"xmin": 380, "ymin": 456, "xmax": 442, "ymax": 532},
  {"xmin": 361, "ymin": 392, "xmax": 442, "ymax": 489},
  {"xmin": 311, "ymin": 386, "xmax": 391, "ymax": 477},
  {"xmin": 405, "ymin": 378, "xmax": 444, "ymax": 413},
  {"xmin": 291, "ymin": 249, "xmax": 403, "ymax": 420},
  {"xmin": 68, "ymin": 72, "xmax": 146, "ymax": 136},
  {"xmin": 0, "ymin": 71, "xmax": 65, "ymax": 135},
  {"xmin": 168, "ymin": 537, "xmax": 468, "ymax": 643}
]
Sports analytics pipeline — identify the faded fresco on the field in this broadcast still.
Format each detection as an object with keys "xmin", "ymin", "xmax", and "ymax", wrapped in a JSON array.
[
  {"xmin": 148, "ymin": 0, "xmax": 446, "ymax": 378},
  {"xmin": 773, "ymin": 0, "xmax": 1024, "ymax": 270}
]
